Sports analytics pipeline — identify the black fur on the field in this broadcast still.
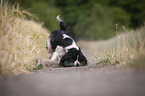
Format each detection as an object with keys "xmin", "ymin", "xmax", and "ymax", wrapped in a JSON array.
[
  {"xmin": 47, "ymin": 15, "xmax": 87, "ymax": 67},
  {"xmin": 59, "ymin": 48, "xmax": 87, "ymax": 67},
  {"xmin": 49, "ymin": 30, "xmax": 73, "ymax": 51}
]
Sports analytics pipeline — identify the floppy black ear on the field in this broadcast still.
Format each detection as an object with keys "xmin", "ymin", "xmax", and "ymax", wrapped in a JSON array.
[
  {"xmin": 78, "ymin": 48, "xmax": 88, "ymax": 66},
  {"xmin": 79, "ymin": 47, "xmax": 81, "ymax": 51}
]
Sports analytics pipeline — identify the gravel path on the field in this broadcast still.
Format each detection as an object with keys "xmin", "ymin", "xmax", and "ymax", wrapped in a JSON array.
[
  {"xmin": 0, "ymin": 67, "xmax": 145, "ymax": 96},
  {"xmin": 0, "ymin": 41, "xmax": 145, "ymax": 96}
]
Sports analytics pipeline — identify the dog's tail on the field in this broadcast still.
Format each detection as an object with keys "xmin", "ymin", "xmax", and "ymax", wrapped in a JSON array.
[{"xmin": 56, "ymin": 15, "xmax": 69, "ymax": 31}]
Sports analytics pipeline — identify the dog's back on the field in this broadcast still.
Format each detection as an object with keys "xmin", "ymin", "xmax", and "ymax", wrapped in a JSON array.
[{"xmin": 50, "ymin": 30, "xmax": 78, "ymax": 51}]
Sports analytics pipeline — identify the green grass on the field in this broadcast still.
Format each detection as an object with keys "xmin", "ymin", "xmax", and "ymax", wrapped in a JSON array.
[{"xmin": 33, "ymin": 64, "xmax": 43, "ymax": 70}]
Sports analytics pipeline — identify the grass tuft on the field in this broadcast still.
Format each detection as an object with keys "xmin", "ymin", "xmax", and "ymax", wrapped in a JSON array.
[
  {"xmin": 96, "ymin": 26, "xmax": 145, "ymax": 70},
  {"xmin": 0, "ymin": 1, "xmax": 49, "ymax": 75}
]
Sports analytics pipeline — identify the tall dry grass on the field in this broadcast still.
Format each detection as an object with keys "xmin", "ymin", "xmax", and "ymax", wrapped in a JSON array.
[
  {"xmin": 0, "ymin": 1, "xmax": 49, "ymax": 75},
  {"xmin": 96, "ymin": 26, "xmax": 145, "ymax": 70}
]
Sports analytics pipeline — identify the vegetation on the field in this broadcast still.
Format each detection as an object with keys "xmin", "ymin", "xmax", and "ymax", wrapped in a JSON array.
[
  {"xmin": 14, "ymin": 0, "xmax": 145, "ymax": 40},
  {"xmin": 0, "ymin": 1, "xmax": 49, "ymax": 75},
  {"xmin": 96, "ymin": 26, "xmax": 145, "ymax": 71},
  {"xmin": 0, "ymin": 0, "xmax": 145, "ymax": 75}
]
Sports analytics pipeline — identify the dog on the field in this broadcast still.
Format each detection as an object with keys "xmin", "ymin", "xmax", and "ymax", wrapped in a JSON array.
[{"xmin": 46, "ymin": 15, "xmax": 87, "ymax": 67}]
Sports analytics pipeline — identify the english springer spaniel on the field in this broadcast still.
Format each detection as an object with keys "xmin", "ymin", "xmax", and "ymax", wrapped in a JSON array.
[{"xmin": 46, "ymin": 15, "xmax": 87, "ymax": 67}]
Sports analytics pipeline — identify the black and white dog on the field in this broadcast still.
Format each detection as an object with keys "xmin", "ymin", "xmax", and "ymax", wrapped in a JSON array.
[{"xmin": 46, "ymin": 15, "xmax": 87, "ymax": 67}]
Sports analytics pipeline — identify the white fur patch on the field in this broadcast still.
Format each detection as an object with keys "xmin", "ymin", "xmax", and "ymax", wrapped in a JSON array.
[
  {"xmin": 55, "ymin": 46, "xmax": 65, "ymax": 61},
  {"xmin": 50, "ymin": 46, "xmax": 65, "ymax": 61},
  {"xmin": 63, "ymin": 34, "xmax": 71, "ymax": 39},
  {"xmin": 74, "ymin": 55, "xmax": 80, "ymax": 66},
  {"xmin": 63, "ymin": 34, "xmax": 79, "ymax": 51},
  {"xmin": 46, "ymin": 38, "xmax": 53, "ymax": 54}
]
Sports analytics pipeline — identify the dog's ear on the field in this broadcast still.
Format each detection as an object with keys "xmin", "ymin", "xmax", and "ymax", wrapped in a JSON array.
[
  {"xmin": 79, "ymin": 47, "xmax": 81, "ymax": 51},
  {"xmin": 78, "ymin": 47, "xmax": 82, "ymax": 55},
  {"xmin": 78, "ymin": 47, "xmax": 88, "ymax": 66}
]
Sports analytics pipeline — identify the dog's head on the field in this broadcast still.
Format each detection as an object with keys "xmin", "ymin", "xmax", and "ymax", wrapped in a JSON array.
[
  {"xmin": 59, "ymin": 48, "xmax": 78, "ymax": 67},
  {"xmin": 59, "ymin": 48, "xmax": 87, "ymax": 67}
]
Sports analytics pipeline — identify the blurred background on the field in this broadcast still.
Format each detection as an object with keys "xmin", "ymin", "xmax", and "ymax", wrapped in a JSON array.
[{"xmin": 10, "ymin": 0, "xmax": 145, "ymax": 40}]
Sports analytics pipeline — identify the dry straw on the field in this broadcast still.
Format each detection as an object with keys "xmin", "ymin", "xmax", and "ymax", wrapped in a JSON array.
[
  {"xmin": 96, "ymin": 24, "xmax": 145, "ymax": 70},
  {"xmin": 0, "ymin": 1, "xmax": 49, "ymax": 75}
]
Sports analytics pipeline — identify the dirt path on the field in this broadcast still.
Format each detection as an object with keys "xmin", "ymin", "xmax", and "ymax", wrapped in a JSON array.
[
  {"xmin": 0, "ymin": 67, "xmax": 145, "ymax": 96},
  {"xmin": 0, "ymin": 41, "xmax": 145, "ymax": 96}
]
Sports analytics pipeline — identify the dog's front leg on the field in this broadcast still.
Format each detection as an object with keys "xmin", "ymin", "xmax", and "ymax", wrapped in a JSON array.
[
  {"xmin": 49, "ymin": 46, "xmax": 64, "ymax": 61},
  {"xmin": 50, "ymin": 52, "xmax": 58, "ymax": 61}
]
